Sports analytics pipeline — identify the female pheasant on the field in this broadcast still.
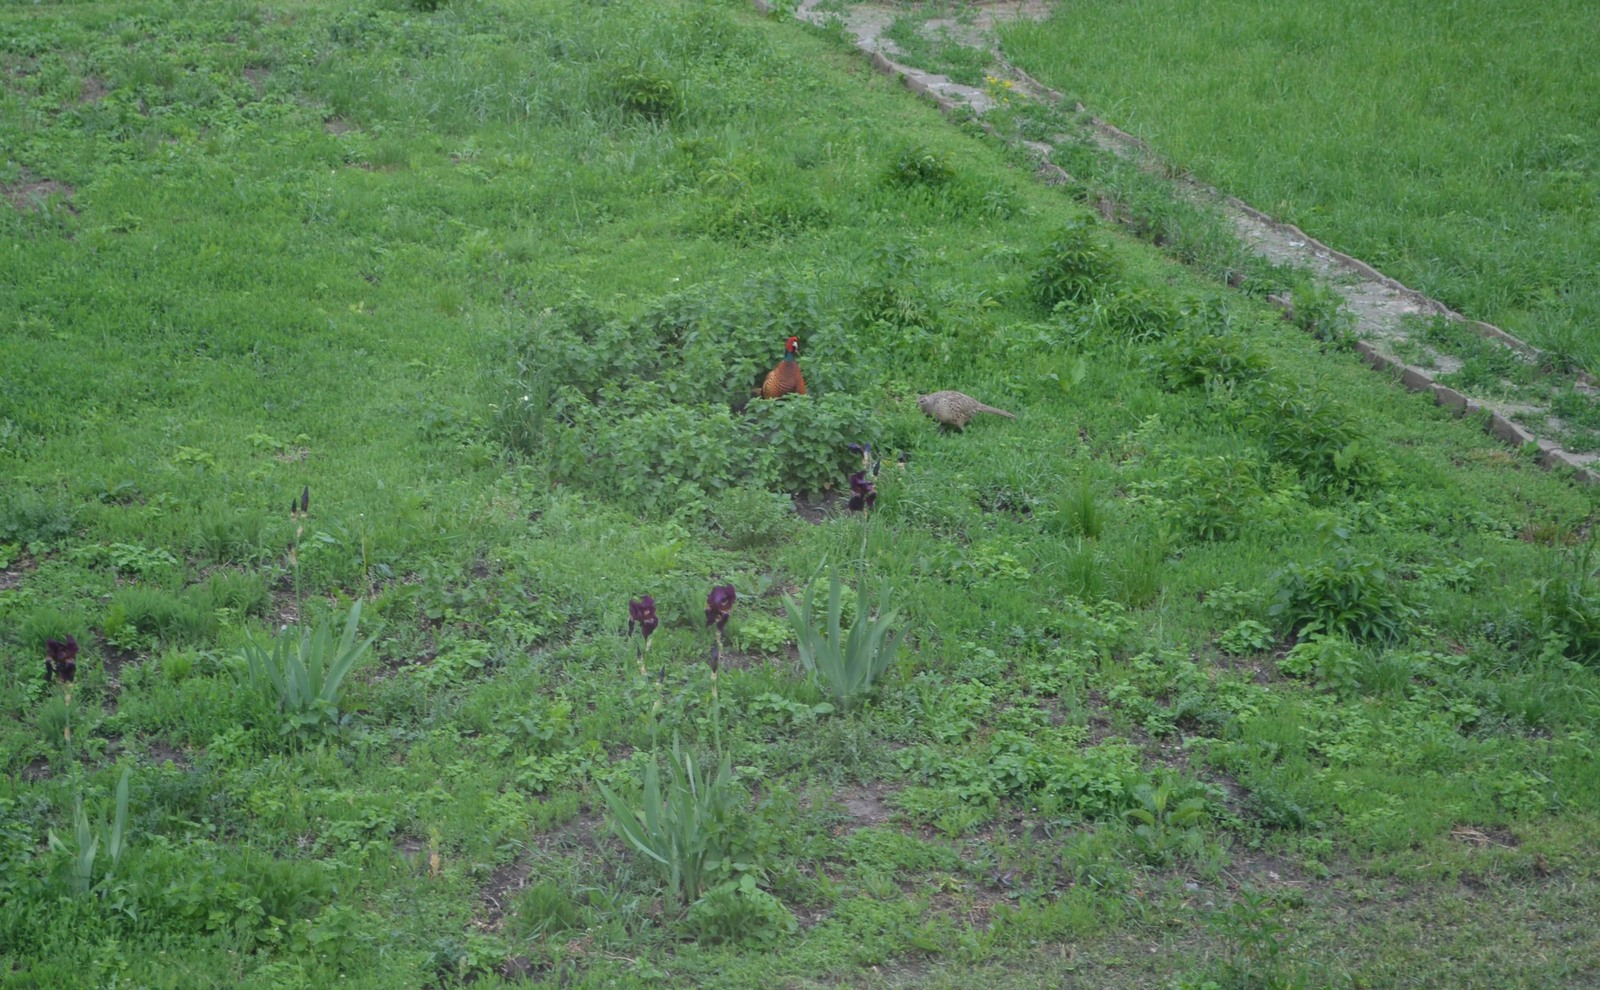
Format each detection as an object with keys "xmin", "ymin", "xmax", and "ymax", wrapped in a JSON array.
[
  {"xmin": 760, "ymin": 336, "xmax": 806, "ymax": 399},
  {"xmin": 917, "ymin": 390, "xmax": 1015, "ymax": 430}
]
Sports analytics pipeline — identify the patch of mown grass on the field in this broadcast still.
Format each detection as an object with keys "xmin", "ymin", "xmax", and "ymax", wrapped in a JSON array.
[
  {"xmin": 1, "ymin": 1, "xmax": 1598, "ymax": 987},
  {"xmin": 1000, "ymin": 0, "xmax": 1600, "ymax": 370}
]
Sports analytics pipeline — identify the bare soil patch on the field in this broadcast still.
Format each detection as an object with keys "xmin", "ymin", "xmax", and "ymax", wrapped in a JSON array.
[
  {"xmin": 833, "ymin": 780, "xmax": 898, "ymax": 830},
  {"xmin": 4, "ymin": 171, "xmax": 76, "ymax": 214}
]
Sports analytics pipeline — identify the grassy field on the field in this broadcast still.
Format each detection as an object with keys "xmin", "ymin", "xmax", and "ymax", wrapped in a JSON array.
[
  {"xmin": 2, "ymin": 1, "xmax": 1599, "ymax": 987},
  {"xmin": 1000, "ymin": 0, "xmax": 1600, "ymax": 370}
]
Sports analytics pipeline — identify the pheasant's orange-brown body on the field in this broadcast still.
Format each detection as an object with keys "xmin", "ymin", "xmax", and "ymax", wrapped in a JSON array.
[{"xmin": 761, "ymin": 337, "xmax": 806, "ymax": 399}]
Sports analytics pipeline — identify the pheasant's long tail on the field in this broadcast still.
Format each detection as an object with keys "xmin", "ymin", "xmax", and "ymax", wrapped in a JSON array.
[{"xmin": 977, "ymin": 405, "xmax": 1016, "ymax": 419}]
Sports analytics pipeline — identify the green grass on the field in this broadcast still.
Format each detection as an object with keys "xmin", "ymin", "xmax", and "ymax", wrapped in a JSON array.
[
  {"xmin": 2, "ymin": 0, "xmax": 1600, "ymax": 987},
  {"xmin": 1000, "ymin": 0, "xmax": 1600, "ymax": 368}
]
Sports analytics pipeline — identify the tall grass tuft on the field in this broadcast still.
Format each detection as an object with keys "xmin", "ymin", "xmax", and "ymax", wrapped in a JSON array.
[
  {"xmin": 48, "ymin": 768, "xmax": 131, "ymax": 896},
  {"xmin": 786, "ymin": 569, "xmax": 910, "ymax": 709},
  {"xmin": 232, "ymin": 601, "xmax": 374, "ymax": 741},
  {"xmin": 596, "ymin": 736, "xmax": 740, "ymax": 907}
]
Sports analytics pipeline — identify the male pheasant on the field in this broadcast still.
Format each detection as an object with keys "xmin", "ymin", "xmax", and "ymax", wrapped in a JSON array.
[
  {"xmin": 760, "ymin": 336, "xmax": 806, "ymax": 399},
  {"xmin": 917, "ymin": 390, "xmax": 1015, "ymax": 430}
]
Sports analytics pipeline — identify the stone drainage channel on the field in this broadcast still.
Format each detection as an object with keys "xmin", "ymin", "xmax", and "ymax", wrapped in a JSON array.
[{"xmin": 752, "ymin": 0, "xmax": 1600, "ymax": 487}]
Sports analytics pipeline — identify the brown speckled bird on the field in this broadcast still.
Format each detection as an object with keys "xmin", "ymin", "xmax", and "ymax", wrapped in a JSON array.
[
  {"xmin": 760, "ymin": 336, "xmax": 806, "ymax": 399},
  {"xmin": 917, "ymin": 390, "xmax": 1016, "ymax": 430}
]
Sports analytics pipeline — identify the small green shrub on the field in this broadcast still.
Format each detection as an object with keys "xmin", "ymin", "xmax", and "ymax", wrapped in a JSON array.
[
  {"xmin": 1279, "ymin": 635, "xmax": 1364, "ymax": 697},
  {"xmin": 1245, "ymin": 380, "xmax": 1387, "ymax": 496},
  {"xmin": 1032, "ymin": 220, "xmax": 1119, "ymax": 311},
  {"xmin": 1123, "ymin": 777, "xmax": 1209, "ymax": 865},
  {"xmin": 733, "ymin": 614, "xmax": 791, "ymax": 656},
  {"xmin": 1218, "ymin": 619, "xmax": 1275, "ymax": 655},
  {"xmin": 854, "ymin": 241, "xmax": 940, "ymax": 333},
  {"xmin": 1287, "ymin": 278, "xmax": 1355, "ymax": 345},
  {"xmin": 884, "ymin": 143, "xmax": 955, "ymax": 188},
  {"xmin": 520, "ymin": 282, "xmax": 880, "ymax": 511},
  {"xmin": 1526, "ymin": 544, "xmax": 1600, "ymax": 665},
  {"xmin": 1271, "ymin": 550, "xmax": 1415, "ymax": 644},
  {"xmin": 788, "ymin": 570, "xmax": 908, "ymax": 709},
  {"xmin": 1163, "ymin": 454, "xmax": 1266, "ymax": 542},
  {"xmin": 231, "ymin": 601, "xmax": 374, "ymax": 742},
  {"xmin": 1152, "ymin": 328, "xmax": 1269, "ymax": 391},
  {"xmin": 612, "ymin": 64, "xmax": 683, "ymax": 120},
  {"xmin": 1094, "ymin": 285, "xmax": 1183, "ymax": 343}
]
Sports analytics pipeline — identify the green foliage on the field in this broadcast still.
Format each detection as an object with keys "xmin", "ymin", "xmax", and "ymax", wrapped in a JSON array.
[
  {"xmin": 611, "ymin": 63, "xmax": 684, "ymax": 121},
  {"xmin": 687, "ymin": 874, "xmax": 798, "ymax": 946},
  {"xmin": 1526, "ymin": 543, "xmax": 1600, "ymax": 666},
  {"xmin": 1123, "ymin": 777, "xmax": 1209, "ymax": 865},
  {"xmin": 787, "ymin": 570, "xmax": 910, "ymax": 709},
  {"xmin": 191, "ymin": 569, "xmax": 272, "ymax": 619},
  {"xmin": 231, "ymin": 601, "xmax": 374, "ymax": 742},
  {"xmin": 1032, "ymin": 220, "xmax": 1120, "ymax": 311},
  {"xmin": 0, "ymin": 489, "xmax": 75, "ymax": 546},
  {"xmin": 1218, "ymin": 619, "xmax": 1275, "ymax": 655},
  {"xmin": 1162, "ymin": 454, "xmax": 1267, "ymax": 542},
  {"xmin": 1286, "ymin": 278, "xmax": 1355, "ymax": 345},
  {"xmin": 1271, "ymin": 547, "xmax": 1416, "ymax": 643},
  {"xmin": 884, "ymin": 143, "xmax": 955, "ymax": 188},
  {"xmin": 71, "ymin": 541, "xmax": 179, "ymax": 578},
  {"xmin": 47, "ymin": 768, "xmax": 131, "ymax": 897},
  {"xmin": 1244, "ymin": 380, "xmax": 1388, "ymax": 496},
  {"xmin": 1206, "ymin": 888, "xmax": 1305, "ymax": 990},
  {"xmin": 596, "ymin": 736, "xmax": 742, "ymax": 907},
  {"xmin": 195, "ymin": 508, "xmax": 273, "ymax": 565},
  {"xmin": 854, "ymin": 241, "xmax": 941, "ymax": 333},
  {"xmin": 517, "ymin": 283, "xmax": 881, "ymax": 511},
  {"xmin": 1279, "ymin": 635, "xmax": 1364, "ymax": 697},
  {"xmin": 733, "ymin": 613, "xmax": 792, "ymax": 657},
  {"xmin": 1051, "ymin": 478, "xmax": 1102, "ymax": 539},
  {"xmin": 105, "ymin": 586, "xmax": 217, "ymax": 649},
  {"xmin": 1153, "ymin": 327, "xmax": 1270, "ymax": 391}
]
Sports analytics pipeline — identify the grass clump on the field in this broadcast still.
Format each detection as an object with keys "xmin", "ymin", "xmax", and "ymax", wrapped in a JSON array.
[
  {"xmin": 596, "ymin": 736, "xmax": 742, "ymax": 908},
  {"xmin": 788, "ymin": 570, "xmax": 910, "ymax": 709},
  {"xmin": 230, "ymin": 601, "xmax": 374, "ymax": 742}
]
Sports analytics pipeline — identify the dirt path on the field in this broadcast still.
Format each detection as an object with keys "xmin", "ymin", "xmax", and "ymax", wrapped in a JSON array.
[{"xmin": 768, "ymin": 0, "xmax": 1600, "ymax": 484}]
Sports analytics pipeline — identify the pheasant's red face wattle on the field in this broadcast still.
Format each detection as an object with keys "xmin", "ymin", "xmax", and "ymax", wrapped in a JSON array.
[{"xmin": 786, "ymin": 336, "xmax": 799, "ymax": 355}]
